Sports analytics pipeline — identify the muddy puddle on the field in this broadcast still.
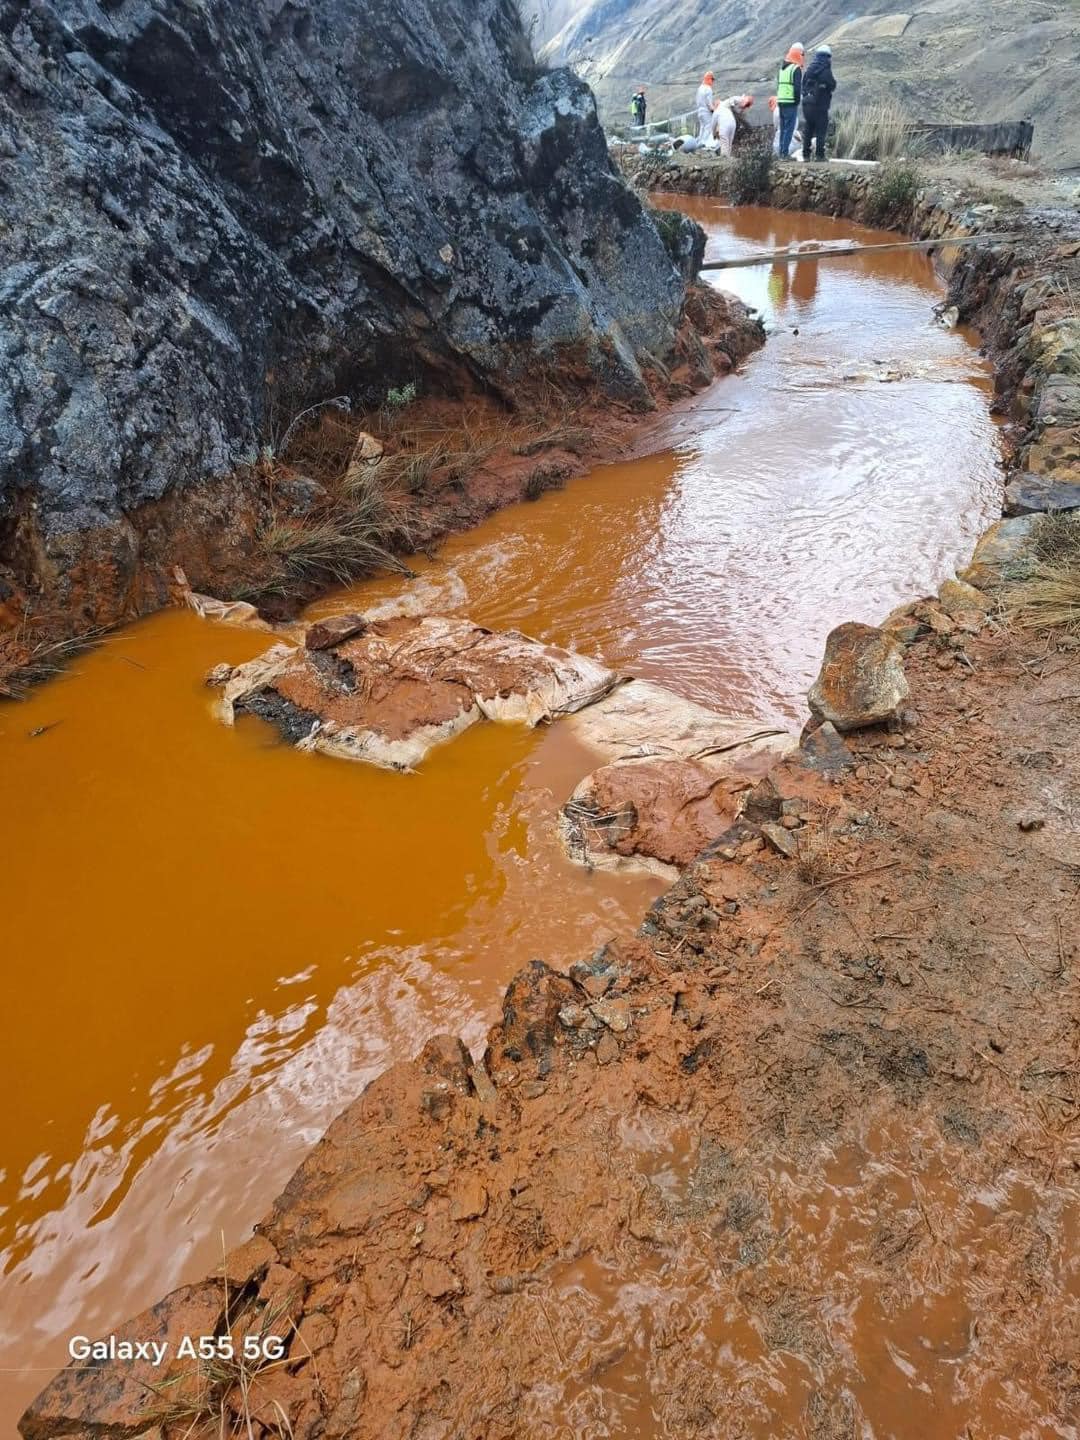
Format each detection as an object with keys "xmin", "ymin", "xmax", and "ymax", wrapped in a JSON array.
[{"xmin": 0, "ymin": 202, "xmax": 1004, "ymax": 1431}]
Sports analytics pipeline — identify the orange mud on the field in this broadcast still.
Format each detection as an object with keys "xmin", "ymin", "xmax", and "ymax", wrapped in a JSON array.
[{"xmin": 1, "ymin": 204, "xmax": 1008, "ymax": 1435}]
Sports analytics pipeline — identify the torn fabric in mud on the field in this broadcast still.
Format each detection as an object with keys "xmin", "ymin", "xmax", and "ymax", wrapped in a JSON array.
[{"xmin": 214, "ymin": 614, "xmax": 627, "ymax": 771}]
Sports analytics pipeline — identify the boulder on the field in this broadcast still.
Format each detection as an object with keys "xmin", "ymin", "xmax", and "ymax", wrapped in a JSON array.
[
  {"xmin": 807, "ymin": 622, "xmax": 910, "ymax": 732},
  {"xmin": 0, "ymin": 0, "xmax": 689, "ymax": 629},
  {"xmin": 960, "ymin": 516, "xmax": 1039, "ymax": 588},
  {"xmin": 1003, "ymin": 473, "xmax": 1080, "ymax": 516}
]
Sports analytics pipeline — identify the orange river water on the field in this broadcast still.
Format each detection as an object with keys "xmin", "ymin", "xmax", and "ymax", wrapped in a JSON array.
[{"xmin": 0, "ymin": 201, "xmax": 1004, "ymax": 1431}]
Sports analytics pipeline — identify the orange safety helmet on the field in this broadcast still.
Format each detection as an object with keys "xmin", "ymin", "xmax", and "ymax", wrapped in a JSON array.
[
  {"xmin": 785, "ymin": 43, "xmax": 805, "ymax": 64},
  {"xmin": 703, "ymin": 71, "xmax": 715, "ymax": 83}
]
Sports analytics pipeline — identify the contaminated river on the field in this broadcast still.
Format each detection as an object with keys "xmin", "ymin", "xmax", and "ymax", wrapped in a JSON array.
[{"xmin": 0, "ymin": 203, "xmax": 1003, "ymax": 1432}]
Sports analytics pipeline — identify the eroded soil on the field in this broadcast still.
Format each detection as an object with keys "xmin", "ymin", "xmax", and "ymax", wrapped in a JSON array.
[{"xmin": 24, "ymin": 606, "xmax": 1080, "ymax": 1439}]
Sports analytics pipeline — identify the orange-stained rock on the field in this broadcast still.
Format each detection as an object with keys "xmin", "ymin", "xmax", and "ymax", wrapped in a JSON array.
[{"xmin": 807, "ymin": 622, "xmax": 909, "ymax": 732}]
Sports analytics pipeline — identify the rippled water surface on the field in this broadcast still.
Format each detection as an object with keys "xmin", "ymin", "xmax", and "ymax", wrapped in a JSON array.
[{"xmin": 0, "ymin": 202, "xmax": 1003, "ymax": 1430}]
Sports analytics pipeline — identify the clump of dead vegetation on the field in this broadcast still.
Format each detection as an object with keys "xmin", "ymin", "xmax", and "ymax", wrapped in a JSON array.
[
  {"xmin": 1003, "ymin": 511, "xmax": 1080, "ymax": 633},
  {"xmin": 832, "ymin": 102, "xmax": 918, "ymax": 162},
  {"xmin": 253, "ymin": 394, "xmax": 594, "ymax": 598}
]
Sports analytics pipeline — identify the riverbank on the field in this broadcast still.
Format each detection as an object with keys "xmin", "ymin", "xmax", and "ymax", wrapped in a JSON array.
[
  {"xmin": 19, "ymin": 172, "xmax": 1080, "ymax": 1438},
  {"xmin": 23, "ymin": 577, "xmax": 1080, "ymax": 1439},
  {"xmin": 0, "ymin": 280, "xmax": 760, "ymax": 697}
]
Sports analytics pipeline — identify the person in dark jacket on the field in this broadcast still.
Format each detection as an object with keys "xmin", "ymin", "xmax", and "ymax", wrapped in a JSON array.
[
  {"xmin": 776, "ymin": 44, "xmax": 804, "ymax": 159},
  {"xmin": 801, "ymin": 45, "xmax": 837, "ymax": 161},
  {"xmin": 631, "ymin": 87, "xmax": 647, "ymax": 128}
]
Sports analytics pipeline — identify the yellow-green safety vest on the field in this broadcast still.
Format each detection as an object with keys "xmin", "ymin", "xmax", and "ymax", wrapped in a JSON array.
[{"xmin": 777, "ymin": 63, "xmax": 798, "ymax": 105}]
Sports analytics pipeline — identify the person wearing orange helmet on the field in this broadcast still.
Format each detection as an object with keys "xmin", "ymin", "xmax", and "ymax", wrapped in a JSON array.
[
  {"xmin": 776, "ymin": 43, "xmax": 805, "ymax": 160},
  {"xmin": 696, "ymin": 70, "xmax": 717, "ymax": 141}
]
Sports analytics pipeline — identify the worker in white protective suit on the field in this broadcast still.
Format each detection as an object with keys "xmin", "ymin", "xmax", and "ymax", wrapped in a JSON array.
[
  {"xmin": 711, "ymin": 93, "xmax": 754, "ymax": 155},
  {"xmin": 696, "ymin": 71, "xmax": 716, "ymax": 141}
]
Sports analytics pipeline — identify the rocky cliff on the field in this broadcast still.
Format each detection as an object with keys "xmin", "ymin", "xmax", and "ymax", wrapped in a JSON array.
[{"xmin": 0, "ymin": 0, "xmax": 690, "ymax": 642}]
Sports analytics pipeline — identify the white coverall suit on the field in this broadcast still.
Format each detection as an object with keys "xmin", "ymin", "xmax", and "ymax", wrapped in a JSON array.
[
  {"xmin": 711, "ymin": 95, "xmax": 748, "ymax": 156},
  {"xmin": 696, "ymin": 82, "xmax": 715, "ymax": 142}
]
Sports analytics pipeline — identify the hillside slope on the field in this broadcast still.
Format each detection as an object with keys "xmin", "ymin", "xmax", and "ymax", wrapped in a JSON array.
[{"xmin": 535, "ymin": 0, "xmax": 1080, "ymax": 168}]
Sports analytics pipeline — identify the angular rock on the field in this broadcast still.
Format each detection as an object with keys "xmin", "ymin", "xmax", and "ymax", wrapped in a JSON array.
[
  {"xmin": 761, "ymin": 822, "xmax": 799, "ymax": 859},
  {"xmin": 590, "ymin": 997, "xmax": 632, "ymax": 1033},
  {"xmin": 797, "ymin": 721, "xmax": 855, "ymax": 774},
  {"xmin": 807, "ymin": 623, "xmax": 910, "ymax": 732},
  {"xmin": 1003, "ymin": 473, "xmax": 1080, "ymax": 516},
  {"xmin": 304, "ymin": 614, "xmax": 369, "ymax": 652},
  {"xmin": 938, "ymin": 578, "xmax": 989, "ymax": 616},
  {"xmin": 449, "ymin": 1179, "xmax": 489, "ymax": 1221},
  {"xmin": 961, "ymin": 516, "xmax": 1039, "ymax": 588}
]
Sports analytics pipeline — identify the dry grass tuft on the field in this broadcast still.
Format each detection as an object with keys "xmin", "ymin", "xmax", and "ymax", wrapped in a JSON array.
[
  {"xmin": 832, "ymin": 102, "xmax": 917, "ymax": 162},
  {"xmin": 513, "ymin": 422, "xmax": 591, "ymax": 458},
  {"xmin": 1003, "ymin": 512, "xmax": 1080, "ymax": 632}
]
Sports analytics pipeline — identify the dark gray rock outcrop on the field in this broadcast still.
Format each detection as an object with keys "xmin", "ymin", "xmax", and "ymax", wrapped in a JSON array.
[{"xmin": 0, "ymin": 0, "xmax": 687, "ymax": 623}]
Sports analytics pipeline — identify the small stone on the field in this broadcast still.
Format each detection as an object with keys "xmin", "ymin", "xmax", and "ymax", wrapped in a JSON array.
[
  {"xmin": 889, "ymin": 772, "xmax": 914, "ymax": 791},
  {"xmin": 938, "ymin": 578, "xmax": 989, "ymax": 616},
  {"xmin": 596, "ymin": 1031, "xmax": 619, "ymax": 1065},
  {"xmin": 305, "ymin": 613, "xmax": 368, "ymax": 651},
  {"xmin": 760, "ymin": 822, "xmax": 799, "ymax": 858},
  {"xmin": 935, "ymin": 653, "xmax": 955, "ymax": 670},
  {"xmin": 449, "ymin": 1179, "xmax": 488, "ymax": 1221},
  {"xmin": 781, "ymin": 815, "xmax": 802, "ymax": 830},
  {"xmin": 1017, "ymin": 812, "xmax": 1046, "ymax": 832},
  {"xmin": 855, "ymin": 765, "xmax": 873, "ymax": 781},
  {"xmin": 421, "ymin": 1260, "xmax": 462, "ymax": 1299},
  {"xmin": 591, "ymin": 998, "xmax": 631, "ymax": 1033},
  {"xmin": 925, "ymin": 607, "xmax": 954, "ymax": 636},
  {"xmin": 468, "ymin": 1064, "xmax": 498, "ymax": 1105},
  {"xmin": 780, "ymin": 797, "xmax": 806, "ymax": 816},
  {"xmin": 558, "ymin": 1004, "xmax": 590, "ymax": 1029},
  {"xmin": 205, "ymin": 662, "xmax": 233, "ymax": 687},
  {"xmin": 520, "ymin": 1080, "xmax": 547, "ymax": 1099},
  {"xmin": 737, "ymin": 837, "xmax": 763, "ymax": 857}
]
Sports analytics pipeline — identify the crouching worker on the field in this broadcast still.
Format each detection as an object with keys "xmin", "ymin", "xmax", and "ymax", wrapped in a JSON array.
[
  {"xmin": 801, "ymin": 45, "xmax": 836, "ymax": 161},
  {"xmin": 712, "ymin": 93, "xmax": 754, "ymax": 156},
  {"xmin": 776, "ymin": 44, "xmax": 804, "ymax": 159}
]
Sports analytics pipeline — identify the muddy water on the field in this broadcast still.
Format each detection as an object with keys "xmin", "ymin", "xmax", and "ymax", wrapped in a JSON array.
[{"xmin": 0, "ymin": 203, "xmax": 1002, "ymax": 1430}]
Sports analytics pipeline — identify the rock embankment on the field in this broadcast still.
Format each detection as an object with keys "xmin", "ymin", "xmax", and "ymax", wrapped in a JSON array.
[{"xmin": 0, "ymin": 0, "xmax": 704, "ymax": 658}]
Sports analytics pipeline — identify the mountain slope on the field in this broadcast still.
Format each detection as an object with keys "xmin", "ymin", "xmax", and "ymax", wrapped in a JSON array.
[{"xmin": 534, "ymin": 0, "xmax": 1080, "ymax": 168}]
